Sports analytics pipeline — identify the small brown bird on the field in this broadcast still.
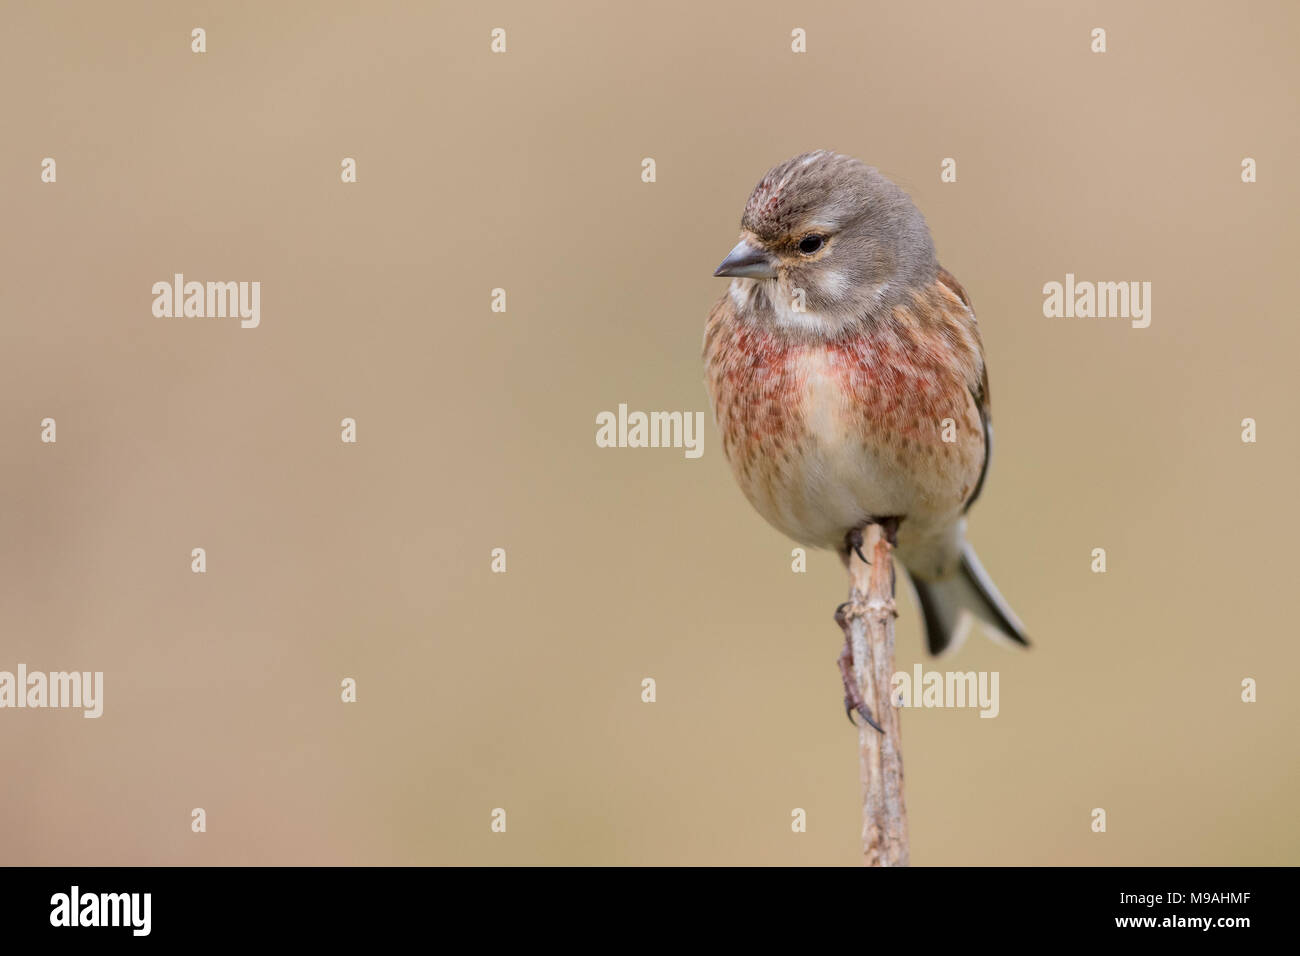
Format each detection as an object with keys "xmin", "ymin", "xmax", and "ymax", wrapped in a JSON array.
[{"xmin": 703, "ymin": 150, "xmax": 1028, "ymax": 728}]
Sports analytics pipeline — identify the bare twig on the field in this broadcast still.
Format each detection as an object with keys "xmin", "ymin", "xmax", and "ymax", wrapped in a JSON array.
[{"xmin": 845, "ymin": 523, "xmax": 909, "ymax": 866}]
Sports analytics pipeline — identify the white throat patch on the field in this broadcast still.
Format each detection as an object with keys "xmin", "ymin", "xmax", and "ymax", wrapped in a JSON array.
[{"xmin": 730, "ymin": 278, "xmax": 828, "ymax": 333}]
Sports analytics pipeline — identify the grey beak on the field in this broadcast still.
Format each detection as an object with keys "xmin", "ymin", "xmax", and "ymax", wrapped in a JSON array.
[{"xmin": 713, "ymin": 239, "xmax": 778, "ymax": 279}]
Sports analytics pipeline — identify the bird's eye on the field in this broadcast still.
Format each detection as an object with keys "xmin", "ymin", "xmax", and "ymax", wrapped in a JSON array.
[{"xmin": 797, "ymin": 235, "xmax": 826, "ymax": 255}]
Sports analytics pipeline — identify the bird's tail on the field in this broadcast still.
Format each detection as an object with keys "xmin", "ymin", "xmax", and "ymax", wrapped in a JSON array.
[{"xmin": 910, "ymin": 543, "xmax": 1029, "ymax": 656}]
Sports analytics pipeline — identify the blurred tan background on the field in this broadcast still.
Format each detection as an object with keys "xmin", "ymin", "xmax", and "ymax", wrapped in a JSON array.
[{"xmin": 2, "ymin": 0, "xmax": 1297, "ymax": 865}]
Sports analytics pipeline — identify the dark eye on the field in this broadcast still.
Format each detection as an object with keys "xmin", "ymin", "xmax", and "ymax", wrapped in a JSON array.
[{"xmin": 797, "ymin": 235, "xmax": 825, "ymax": 255}]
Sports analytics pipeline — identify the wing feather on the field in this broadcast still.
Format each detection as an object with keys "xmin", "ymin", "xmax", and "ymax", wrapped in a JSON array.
[{"xmin": 936, "ymin": 267, "xmax": 992, "ymax": 513}]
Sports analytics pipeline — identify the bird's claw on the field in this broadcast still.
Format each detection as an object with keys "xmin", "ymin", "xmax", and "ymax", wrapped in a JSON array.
[
  {"xmin": 846, "ymin": 528, "xmax": 871, "ymax": 566},
  {"xmin": 836, "ymin": 611, "xmax": 884, "ymax": 734},
  {"xmin": 844, "ymin": 696, "xmax": 884, "ymax": 733}
]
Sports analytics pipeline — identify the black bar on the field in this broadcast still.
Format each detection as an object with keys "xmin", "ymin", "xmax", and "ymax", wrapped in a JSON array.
[{"xmin": 0, "ymin": 866, "xmax": 1284, "ymax": 942}]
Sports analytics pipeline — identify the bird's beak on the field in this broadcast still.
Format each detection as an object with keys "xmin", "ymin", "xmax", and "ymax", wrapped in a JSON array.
[{"xmin": 713, "ymin": 239, "xmax": 778, "ymax": 279}]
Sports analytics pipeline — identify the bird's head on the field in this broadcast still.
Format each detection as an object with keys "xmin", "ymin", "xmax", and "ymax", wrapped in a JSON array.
[{"xmin": 713, "ymin": 150, "xmax": 937, "ymax": 333}]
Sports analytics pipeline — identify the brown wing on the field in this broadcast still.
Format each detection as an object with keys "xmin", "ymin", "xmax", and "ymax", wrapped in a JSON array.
[{"xmin": 937, "ymin": 266, "xmax": 992, "ymax": 513}]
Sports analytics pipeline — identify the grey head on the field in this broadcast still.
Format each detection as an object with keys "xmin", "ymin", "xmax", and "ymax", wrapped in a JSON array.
[{"xmin": 714, "ymin": 150, "xmax": 938, "ymax": 334}]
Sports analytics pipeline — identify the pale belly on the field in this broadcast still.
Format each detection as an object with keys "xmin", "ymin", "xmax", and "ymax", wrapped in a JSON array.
[{"xmin": 723, "ymin": 349, "xmax": 982, "ymax": 573}]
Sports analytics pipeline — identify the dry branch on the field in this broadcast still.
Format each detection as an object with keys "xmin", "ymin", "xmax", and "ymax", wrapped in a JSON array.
[{"xmin": 846, "ymin": 522, "xmax": 909, "ymax": 866}]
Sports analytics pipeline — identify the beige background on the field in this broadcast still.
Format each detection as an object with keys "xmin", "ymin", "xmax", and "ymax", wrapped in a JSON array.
[{"xmin": 2, "ymin": 0, "xmax": 1296, "ymax": 865}]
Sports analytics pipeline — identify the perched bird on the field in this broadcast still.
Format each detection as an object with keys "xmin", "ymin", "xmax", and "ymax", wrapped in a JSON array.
[{"xmin": 703, "ymin": 150, "xmax": 1028, "ymax": 727}]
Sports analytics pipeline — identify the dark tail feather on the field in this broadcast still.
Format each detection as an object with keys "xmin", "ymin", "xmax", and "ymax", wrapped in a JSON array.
[
  {"xmin": 911, "ymin": 544, "xmax": 1030, "ymax": 656},
  {"xmin": 912, "ymin": 575, "xmax": 958, "ymax": 656}
]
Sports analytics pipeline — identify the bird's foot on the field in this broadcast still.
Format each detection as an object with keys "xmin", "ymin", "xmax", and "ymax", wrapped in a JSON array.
[
  {"xmin": 834, "ymin": 601, "xmax": 883, "ymax": 734},
  {"xmin": 876, "ymin": 516, "xmax": 902, "ymax": 547},
  {"xmin": 845, "ymin": 528, "xmax": 871, "ymax": 567},
  {"xmin": 842, "ymin": 517, "xmax": 903, "ymax": 567}
]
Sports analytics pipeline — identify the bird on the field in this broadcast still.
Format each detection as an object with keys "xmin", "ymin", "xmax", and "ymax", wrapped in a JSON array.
[{"xmin": 703, "ymin": 150, "xmax": 1028, "ymax": 730}]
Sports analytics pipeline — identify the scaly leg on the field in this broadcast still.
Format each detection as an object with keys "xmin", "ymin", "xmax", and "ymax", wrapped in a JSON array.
[{"xmin": 835, "ymin": 600, "xmax": 883, "ymax": 733}]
